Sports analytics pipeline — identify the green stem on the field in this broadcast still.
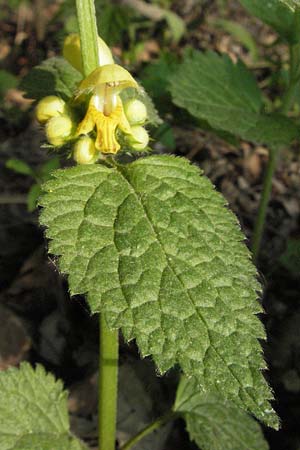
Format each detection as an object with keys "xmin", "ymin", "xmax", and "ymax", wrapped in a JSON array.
[
  {"xmin": 99, "ymin": 315, "xmax": 119, "ymax": 450},
  {"xmin": 75, "ymin": 3, "xmax": 119, "ymax": 449},
  {"xmin": 251, "ymin": 147, "xmax": 279, "ymax": 261},
  {"xmin": 280, "ymin": 44, "xmax": 300, "ymax": 113},
  {"xmin": 251, "ymin": 42, "xmax": 300, "ymax": 260},
  {"xmin": 120, "ymin": 411, "xmax": 177, "ymax": 450},
  {"xmin": 75, "ymin": 0, "xmax": 99, "ymax": 76},
  {"xmin": 280, "ymin": 79, "xmax": 298, "ymax": 114}
]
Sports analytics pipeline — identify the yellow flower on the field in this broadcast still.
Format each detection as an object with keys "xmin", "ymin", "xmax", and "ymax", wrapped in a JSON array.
[
  {"xmin": 63, "ymin": 34, "xmax": 146, "ymax": 155},
  {"xmin": 75, "ymin": 64, "xmax": 138, "ymax": 153}
]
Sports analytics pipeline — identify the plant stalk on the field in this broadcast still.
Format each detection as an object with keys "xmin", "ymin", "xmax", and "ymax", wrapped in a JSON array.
[
  {"xmin": 251, "ymin": 147, "xmax": 279, "ymax": 261},
  {"xmin": 251, "ymin": 42, "xmax": 300, "ymax": 260},
  {"xmin": 281, "ymin": 44, "xmax": 300, "ymax": 113},
  {"xmin": 75, "ymin": 2, "xmax": 119, "ymax": 449},
  {"xmin": 99, "ymin": 315, "xmax": 119, "ymax": 450},
  {"xmin": 75, "ymin": 0, "xmax": 99, "ymax": 77},
  {"xmin": 120, "ymin": 411, "xmax": 176, "ymax": 450}
]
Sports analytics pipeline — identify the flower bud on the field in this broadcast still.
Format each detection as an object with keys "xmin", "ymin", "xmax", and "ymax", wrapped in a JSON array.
[
  {"xmin": 46, "ymin": 114, "xmax": 73, "ymax": 147},
  {"xmin": 129, "ymin": 126, "xmax": 149, "ymax": 151},
  {"xmin": 73, "ymin": 136, "xmax": 97, "ymax": 165},
  {"xmin": 63, "ymin": 33, "xmax": 114, "ymax": 74},
  {"xmin": 124, "ymin": 99, "xmax": 147, "ymax": 125},
  {"xmin": 36, "ymin": 96, "xmax": 66, "ymax": 124}
]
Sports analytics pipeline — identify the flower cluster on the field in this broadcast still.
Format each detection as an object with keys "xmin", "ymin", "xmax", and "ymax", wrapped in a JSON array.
[{"xmin": 35, "ymin": 34, "xmax": 150, "ymax": 164}]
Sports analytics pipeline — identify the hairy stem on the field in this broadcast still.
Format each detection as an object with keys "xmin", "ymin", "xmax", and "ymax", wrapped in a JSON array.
[
  {"xmin": 75, "ymin": 0, "xmax": 99, "ymax": 76},
  {"xmin": 99, "ymin": 315, "xmax": 119, "ymax": 450},
  {"xmin": 75, "ymin": 2, "xmax": 119, "ymax": 449},
  {"xmin": 120, "ymin": 411, "xmax": 177, "ymax": 450},
  {"xmin": 251, "ymin": 147, "xmax": 279, "ymax": 261}
]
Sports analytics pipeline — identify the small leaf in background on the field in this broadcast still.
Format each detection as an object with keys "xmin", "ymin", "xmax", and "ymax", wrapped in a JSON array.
[
  {"xmin": 97, "ymin": 2, "xmax": 132, "ymax": 46},
  {"xmin": 20, "ymin": 57, "xmax": 82, "ymax": 101},
  {"xmin": 5, "ymin": 158, "xmax": 35, "ymax": 177},
  {"xmin": 169, "ymin": 51, "xmax": 299, "ymax": 147},
  {"xmin": 279, "ymin": 238, "xmax": 300, "ymax": 275},
  {"xmin": 39, "ymin": 156, "xmax": 61, "ymax": 180},
  {"xmin": 163, "ymin": 10, "xmax": 186, "ymax": 43},
  {"xmin": 27, "ymin": 184, "xmax": 42, "ymax": 212},
  {"xmin": 213, "ymin": 19, "xmax": 259, "ymax": 61},
  {"xmin": 152, "ymin": 122, "xmax": 176, "ymax": 149},
  {"xmin": 140, "ymin": 53, "xmax": 179, "ymax": 113},
  {"xmin": 40, "ymin": 155, "xmax": 278, "ymax": 428},
  {"xmin": 0, "ymin": 70, "xmax": 18, "ymax": 99},
  {"xmin": 239, "ymin": 0, "xmax": 300, "ymax": 44},
  {"xmin": 0, "ymin": 362, "xmax": 87, "ymax": 450},
  {"xmin": 174, "ymin": 377, "xmax": 269, "ymax": 450}
]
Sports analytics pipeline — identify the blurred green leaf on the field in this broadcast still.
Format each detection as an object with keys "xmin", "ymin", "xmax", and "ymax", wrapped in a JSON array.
[
  {"xmin": 152, "ymin": 122, "xmax": 176, "ymax": 149},
  {"xmin": 20, "ymin": 57, "xmax": 82, "ymax": 101},
  {"xmin": 39, "ymin": 157, "xmax": 61, "ymax": 180},
  {"xmin": 97, "ymin": 2, "xmax": 132, "ymax": 46},
  {"xmin": 163, "ymin": 10, "xmax": 186, "ymax": 42},
  {"xmin": 239, "ymin": 0, "xmax": 300, "ymax": 43},
  {"xmin": 27, "ymin": 184, "xmax": 42, "ymax": 212},
  {"xmin": 6, "ymin": 158, "xmax": 35, "ymax": 177},
  {"xmin": 213, "ymin": 19, "xmax": 259, "ymax": 61},
  {"xmin": 140, "ymin": 53, "xmax": 179, "ymax": 115},
  {"xmin": 0, "ymin": 70, "xmax": 18, "ymax": 99}
]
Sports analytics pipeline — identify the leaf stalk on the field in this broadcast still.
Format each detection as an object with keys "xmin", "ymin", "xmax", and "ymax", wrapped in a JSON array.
[
  {"xmin": 251, "ymin": 146, "xmax": 279, "ymax": 261},
  {"xmin": 75, "ymin": 0, "xmax": 99, "ymax": 77},
  {"xmin": 120, "ymin": 411, "xmax": 177, "ymax": 450}
]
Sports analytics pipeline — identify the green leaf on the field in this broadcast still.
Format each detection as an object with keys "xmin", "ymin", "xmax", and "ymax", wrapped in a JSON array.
[
  {"xmin": 174, "ymin": 377, "xmax": 269, "ymax": 450},
  {"xmin": 152, "ymin": 122, "xmax": 176, "ymax": 149},
  {"xmin": 141, "ymin": 53, "xmax": 179, "ymax": 104},
  {"xmin": 39, "ymin": 157, "xmax": 61, "ymax": 180},
  {"xmin": 239, "ymin": 0, "xmax": 300, "ymax": 43},
  {"xmin": 40, "ymin": 155, "xmax": 278, "ymax": 428},
  {"xmin": 6, "ymin": 158, "xmax": 35, "ymax": 177},
  {"xmin": 213, "ymin": 19, "xmax": 259, "ymax": 61},
  {"xmin": 163, "ymin": 10, "xmax": 186, "ymax": 42},
  {"xmin": 97, "ymin": 2, "xmax": 132, "ymax": 46},
  {"xmin": 19, "ymin": 57, "xmax": 82, "ymax": 101},
  {"xmin": 0, "ymin": 70, "xmax": 18, "ymax": 99},
  {"xmin": 169, "ymin": 51, "xmax": 298, "ymax": 147},
  {"xmin": 27, "ymin": 184, "xmax": 42, "ymax": 212},
  {"xmin": 0, "ymin": 362, "xmax": 87, "ymax": 450}
]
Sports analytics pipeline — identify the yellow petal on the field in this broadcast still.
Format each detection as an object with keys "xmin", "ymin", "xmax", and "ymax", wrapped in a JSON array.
[
  {"xmin": 63, "ymin": 33, "xmax": 114, "ymax": 74},
  {"xmin": 76, "ymin": 106, "xmax": 96, "ymax": 136},
  {"xmin": 77, "ymin": 64, "xmax": 138, "ymax": 96}
]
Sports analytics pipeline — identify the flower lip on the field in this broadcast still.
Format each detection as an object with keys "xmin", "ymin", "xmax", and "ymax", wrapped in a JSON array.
[{"xmin": 76, "ymin": 64, "xmax": 138, "ymax": 97}]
